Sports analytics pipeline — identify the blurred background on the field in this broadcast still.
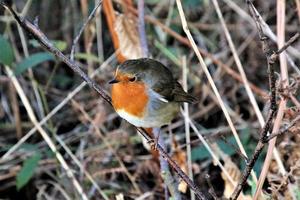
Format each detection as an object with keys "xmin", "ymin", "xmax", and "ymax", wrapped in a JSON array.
[{"xmin": 0, "ymin": 0, "xmax": 300, "ymax": 199}]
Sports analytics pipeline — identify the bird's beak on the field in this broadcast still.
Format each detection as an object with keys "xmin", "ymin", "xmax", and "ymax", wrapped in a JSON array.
[{"xmin": 108, "ymin": 78, "xmax": 119, "ymax": 84}]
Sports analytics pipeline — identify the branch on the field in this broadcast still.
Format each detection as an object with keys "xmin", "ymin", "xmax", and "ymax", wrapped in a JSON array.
[
  {"xmin": 70, "ymin": 0, "xmax": 103, "ymax": 61},
  {"xmin": 137, "ymin": 0, "xmax": 148, "ymax": 56},
  {"xmin": 0, "ymin": 3, "xmax": 207, "ymax": 200},
  {"xmin": 266, "ymin": 114, "xmax": 300, "ymax": 141},
  {"xmin": 230, "ymin": 1, "xmax": 299, "ymax": 199}
]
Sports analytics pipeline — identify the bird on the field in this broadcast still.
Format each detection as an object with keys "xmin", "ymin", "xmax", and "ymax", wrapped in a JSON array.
[{"xmin": 109, "ymin": 58, "xmax": 196, "ymax": 129}]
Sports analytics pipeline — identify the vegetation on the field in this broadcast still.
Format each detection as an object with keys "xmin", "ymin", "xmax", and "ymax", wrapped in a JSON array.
[{"xmin": 0, "ymin": 0, "xmax": 300, "ymax": 199}]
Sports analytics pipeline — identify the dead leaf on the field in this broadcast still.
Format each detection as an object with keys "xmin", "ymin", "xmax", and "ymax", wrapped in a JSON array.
[{"xmin": 114, "ymin": 13, "xmax": 143, "ymax": 60}]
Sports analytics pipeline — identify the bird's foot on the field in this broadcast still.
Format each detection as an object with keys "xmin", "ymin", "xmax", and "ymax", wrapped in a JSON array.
[{"xmin": 148, "ymin": 135, "xmax": 159, "ymax": 151}]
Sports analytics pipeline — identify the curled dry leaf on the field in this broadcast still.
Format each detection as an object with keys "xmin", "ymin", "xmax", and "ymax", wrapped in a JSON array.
[
  {"xmin": 221, "ymin": 157, "xmax": 241, "ymax": 199},
  {"xmin": 103, "ymin": 0, "xmax": 140, "ymax": 62},
  {"xmin": 221, "ymin": 158, "xmax": 253, "ymax": 200},
  {"xmin": 114, "ymin": 13, "xmax": 143, "ymax": 60}
]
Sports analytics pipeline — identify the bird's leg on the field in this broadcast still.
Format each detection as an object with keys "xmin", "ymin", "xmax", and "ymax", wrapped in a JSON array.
[
  {"xmin": 153, "ymin": 128, "xmax": 161, "ymax": 149},
  {"xmin": 152, "ymin": 127, "xmax": 161, "ymax": 150}
]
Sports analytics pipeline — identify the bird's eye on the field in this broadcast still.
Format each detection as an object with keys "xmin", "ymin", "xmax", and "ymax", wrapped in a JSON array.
[{"xmin": 129, "ymin": 76, "xmax": 136, "ymax": 82}]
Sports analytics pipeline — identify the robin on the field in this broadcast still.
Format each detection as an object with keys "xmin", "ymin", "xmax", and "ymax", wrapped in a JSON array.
[{"xmin": 109, "ymin": 58, "xmax": 196, "ymax": 130}]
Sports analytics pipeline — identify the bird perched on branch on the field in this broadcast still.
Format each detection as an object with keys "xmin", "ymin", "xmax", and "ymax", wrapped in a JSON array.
[{"xmin": 109, "ymin": 58, "xmax": 196, "ymax": 129}]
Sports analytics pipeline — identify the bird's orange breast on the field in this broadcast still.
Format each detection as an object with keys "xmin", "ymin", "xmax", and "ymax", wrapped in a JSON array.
[{"xmin": 111, "ymin": 82, "xmax": 148, "ymax": 117}]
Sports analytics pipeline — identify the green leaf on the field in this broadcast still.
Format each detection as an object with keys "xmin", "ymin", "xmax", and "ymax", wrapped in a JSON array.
[
  {"xmin": 15, "ymin": 52, "xmax": 55, "ymax": 75},
  {"xmin": 29, "ymin": 39, "xmax": 67, "ymax": 51},
  {"xmin": 74, "ymin": 53, "xmax": 102, "ymax": 63},
  {"xmin": 16, "ymin": 152, "xmax": 42, "ymax": 190},
  {"xmin": 0, "ymin": 35, "xmax": 14, "ymax": 66},
  {"xmin": 53, "ymin": 40, "xmax": 67, "ymax": 51},
  {"xmin": 192, "ymin": 135, "xmax": 236, "ymax": 161}
]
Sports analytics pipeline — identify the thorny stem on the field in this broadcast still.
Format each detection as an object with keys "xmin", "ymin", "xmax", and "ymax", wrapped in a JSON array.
[
  {"xmin": 0, "ymin": 3, "xmax": 207, "ymax": 200},
  {"xmin": 230, "ymin": 1, "xmax": 299, "ymax": 199}
]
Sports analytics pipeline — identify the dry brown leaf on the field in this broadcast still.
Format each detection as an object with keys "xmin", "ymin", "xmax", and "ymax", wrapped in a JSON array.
[
  {"xmin": 221, "ymin": 157, "xmax": 241, "ymax": 198},
  {"xmin": 114, "ymin": 13, "xmax": 143, "ymax": 60},
  {"xmin": 221, "ymin": 158, "xmax": 253, "ymax": 200}
]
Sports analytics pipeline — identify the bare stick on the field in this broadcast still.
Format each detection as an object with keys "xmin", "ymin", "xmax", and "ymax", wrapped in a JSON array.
[
  {"xmin": 153, "ymin": 128, "xmax": 182, "ymax": 200},
  {"xmin": 1, "ymin": 52, "xmax": 115, "ymax": 160},
  {"xmin": 138, "ymin": 0, "xmax": 148, "ymax": 56},
  {"xmin": 211, "ymin": 0, "xmax": 264, "ymax": 139},
  {"xmin": 182, "ymin": 56, "xmax": 195, "ymax": 200},
  {"xmin": 175, "ymin": 0, "xmax": 253, "ymax": 182},
  {"xmin": 0, "ymin": 3, "xmax": 207, "ymax": 200},
  {"xmin": 230, "ymin": 1, "xmax": 300, "ymax": 199},
  {"xmin": 5, "ymin": 66, "xmax": 89, "ymax": 200},
  {"xmin": 126, "ymin": 4, "xmax": 268, "ymax": 98},
  {"xmin": 253, "ymin": 0, "xmax": 292, "ymax": 198},
  {"xmin": 70, "ymin": 0, "xmax": 102, "ymax": 61},
  {"xmin": 266, "ymin": 114, "xmax": 300, "ymax": 141}
]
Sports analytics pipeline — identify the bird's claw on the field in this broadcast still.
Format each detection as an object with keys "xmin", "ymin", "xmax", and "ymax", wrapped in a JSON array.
[{"xmin": 148, "ymin": 137, "xmax": 159, "ymax": 151}]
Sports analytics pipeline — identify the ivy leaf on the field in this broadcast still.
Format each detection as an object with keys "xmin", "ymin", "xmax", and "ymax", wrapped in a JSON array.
[
  {"xmin": 16, "ymin": 152, "xmax": 42, "ymax": 190},
  {"xmin": 14, "ymin": 52, "xmax": 55, "ymax": 75},
  {"xmin": 0, "ymin": 35, "xmax": 14, "ymax": 66}
]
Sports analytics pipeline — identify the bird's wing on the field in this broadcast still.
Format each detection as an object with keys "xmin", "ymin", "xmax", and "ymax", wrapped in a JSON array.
[{"xmin": 152, "ymin": 81, "xmax": 196, "ymax": 103}]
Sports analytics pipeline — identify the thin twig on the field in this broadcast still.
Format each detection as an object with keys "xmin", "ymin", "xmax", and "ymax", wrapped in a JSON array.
[
  {"xmin": 222, "ymin": 0, "xmax": 288, "ymax": 191},
  {"xmin": 55, "ymin": 134, "xmax": 109, "ymax": 200},
  {"xmin": 153, "ymin": 128, "xmax": 182, "ymax": 200},
  {"xmin": 182, "ymin": 56, "xmax": 195, "ymax": 200},
  {"xmin": 276, "ymin": 32, "xmax": 300, "ymax": 55},
  {"xmin": 219, "ymin": 136, "xmax": 248, "ymax": 161},
  {"xmin": 253, "ymin": 0, "xmax": 293, "ymax": 198},
  {"xmin": 230, "ymin": 1, "xmax": 300, "ymax": 199},
  {"xmin": 230, "ymin": 1, "xmax": 280, "ymax": 197},
  {"xmin": 5, "ymin": 66, "xmax": 89, "ymax": 200},
  {"xmin": 70, "ymin": 0, "xmax": 102, "ymax": 61},
  {"xmin": 266, "ymin": 114, "xmax": 300, "ymax": 141},
  {"xmin": 223, "ymin": 0, "xmax": 300, "ymax": 76},
  {"xmin": 211, "ymin": 0, "xmax": 263, "ymax": 183},
  {"xmin": 0, "ymin": 3, "xmax": 206, "ymax": 199},
  {"xmin": 175, "ymin": 0, "xmax": 250, "ymax": 179},
  {"xmin": 126, "ymin": 4, "xmax": 267, "ymax": 98},
  {"xmin": 95, "ymin": 0, "xmax": 104, "ymax": 62},
  {"xmin": 138, "ymin": 0, "xmax": 148, "ymax": 56},
  {"xmin": 136, "ymin": 126, "xmax": 206, "ymax": 200},
  {"xmin": 211, "ymin": 0, "xmax": 264, "ymax": 137},
  {"xmin": 71, "ymin": 99, "xmax": 141, "ymax": 194},
  {"xmin": 1, "ymin": 52, "xmax": 116, "ymax": 160},
  {"xmin": 183, "ymin": 113, "xmax": 237, "ymax": 187}
]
